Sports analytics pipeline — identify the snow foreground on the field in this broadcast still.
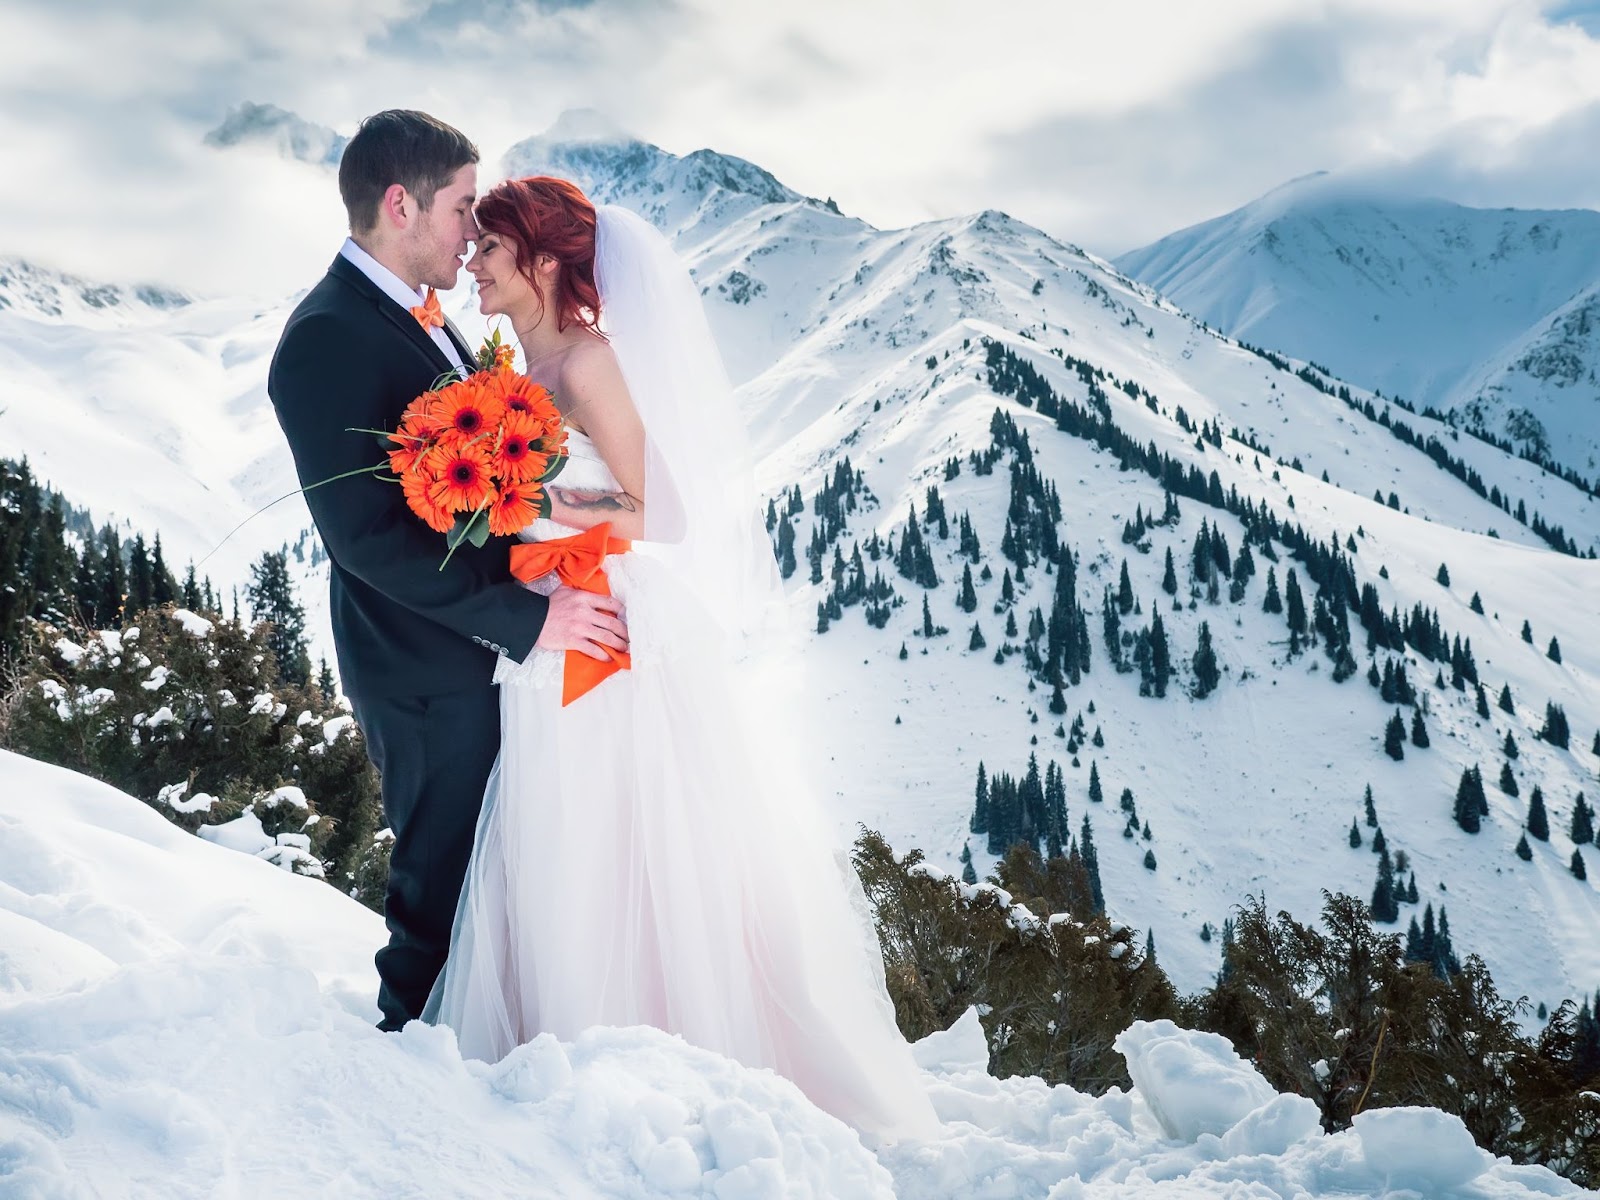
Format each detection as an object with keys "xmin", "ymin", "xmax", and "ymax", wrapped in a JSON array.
[{"xmin": 0, "ymin": 751, "xmax": 1582, "ymax": 1199}]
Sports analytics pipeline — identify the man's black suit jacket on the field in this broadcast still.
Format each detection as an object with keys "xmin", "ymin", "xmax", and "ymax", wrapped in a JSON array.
[{"xmin": 267, "ymin": 254, "xmax": 548, "ymax": 700}]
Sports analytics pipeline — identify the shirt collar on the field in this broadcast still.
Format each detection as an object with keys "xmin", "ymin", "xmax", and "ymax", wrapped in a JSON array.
[{"xmin": 338, "ymin": 237, "xmax": 428, "ymax": 314}]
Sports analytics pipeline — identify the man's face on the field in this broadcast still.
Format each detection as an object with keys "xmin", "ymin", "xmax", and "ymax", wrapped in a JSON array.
[{"xmin": 407, "ymin": 164, "xmax": 478, "ymax": 291}]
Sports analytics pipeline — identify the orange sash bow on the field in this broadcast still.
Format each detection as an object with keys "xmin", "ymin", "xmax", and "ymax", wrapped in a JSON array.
[
  {"xmin": 410, "ymin": 288, "xmax": 444, "ymax": 331},
  {"xmin": 509, "ymin": 522, "xmax": 632, "ymax": 706}
]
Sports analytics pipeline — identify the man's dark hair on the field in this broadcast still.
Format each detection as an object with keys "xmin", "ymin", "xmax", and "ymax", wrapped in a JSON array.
[{"xmin": 338, "ymin": 110, "xmax": 479, "ymax": 235}]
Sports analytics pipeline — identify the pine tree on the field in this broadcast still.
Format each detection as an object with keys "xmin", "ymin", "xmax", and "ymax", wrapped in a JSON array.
[
  {"xmin": 1372, "ymin": 826, "xmax": 1387, "ymax": 857},
  {"xmin": 1088, "ymin": 761, "xmax": 1103, "ymax": 804},
  {"xmin": 1371, "ymin": 847, "xmax": 1398, "ymax": 922},
  {"xmin": 1284, "ymin": 568, "xmax": 1306, "ymax": 642},
  {"xmin": 1080, "ymin": 815, "xmax": 1104, "ymax": 913},
  {"xmin": 1436, "ymin": 562, "xmax": 1450, "ymax": 586},
  {"xmin": 1540, "ymin": 702, "xmax": 1570, "ymax": 748},
  {"xmin": 1521, "ymin": 619, "xmax": 1534, "ymax": 644},
  {"xmin": 1499, "ymin": 761, "xmax": 1519, "ymax": 797},
  {"xmin": 969, "ymin": 622, "xmax": 987, "ymax": 651},
  {"xmin": 181, "ymin": 563, "xmax": 201, "ymax": 610},
  {"xmin": 1143, "ymin": 848, "xmax": 1157, "ymax": 871},
  {"xmin": 1503, "ymin": 730, "xmax": 1519, "ymax": 759},
  {"xmin": 1454, "ymin": 766, "xmax": 1484, "ymax": 833},
  {"xmin": 1573, "ymin": 848, "xmax": 1588, "ymax": 881},
  {"xmin": 1475, "ymin": 683, "xmax": 1490, "ymax": 719},
  {"xmin": 1527, "ymin": 786, "xmax": 1549, "ymax": 841},
  {"xmin": 1117, "ymin": 559, "xmax": 1134, "ymax": 614},
  {"xmin": 1191, "ymin": 621, "xmax": 1220, "ymax": 698},
  {"xmin": 1364, "ymin": 784, "xmax": 1377, "ymax": 827},
  {"xmin": 1469, "ymin": 591, "xmax": 1483, "ymax": 614},
  {"xmin": 1410, "ymin": 708, "xmax": 1429, "ymax": 748},
  {"xmin": 316, "ymin": 657, "xmax": 337, "ymax": 701},
  {"xmin": 1515, "ymin": 832, "xmax": 1533, "ymax": 860},
  {"xmin": 1498, "ymin": 683, "xmax": 1514, "ymax": 714},
  {"xmin": 1572, "ymin": 793, "xmax": 1594, "ymax": 845},
  {"xmin": 1384, "ymin": 710, "xmax": 1406, "ymax": 760},
  {"xmin": 127, "ymin": 534, "xmax": 154, "ymax": 614},
  {"xmin": 959, "ymin": 842, "xmax": 977, "ymax": 885},
  {"xmin": 1548, "ymin": 636, "xmax": 1562, "ymax": 664},
  {"xmin": 247, "ymin": 549, "xmax": 310, "ymax": 686},
  {"xmin": 1262, "ymin": 566, "xmax": 1282, "ymax": 614},
  {"xmin": 970, "ymin": 763, "xmax": 989, "ymax": 834},
  {"xmin": 1141, "ymin": 612, "xmax": 1170, "ymax": 698},
  {"xmin": 776, "ymin": 515, "xmax": 796, "ymax": 578},
  {"xmin": 1405, "ymin": 916, "xmax": 1424, "ymax": 960},
  {"xmin": 1161, "ymin": 547, "xmax": 1177, "ymax": 596},
  {"xmin": 1349, "ymin": 818, "xmax": 1362, "ymax": 848},
  {"xmin": 958, "ymin": 563, "xmax": 977, "ymax": 613}
]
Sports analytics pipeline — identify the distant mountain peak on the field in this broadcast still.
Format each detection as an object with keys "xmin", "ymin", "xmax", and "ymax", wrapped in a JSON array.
[
  {"xmin": 204, "ymin": 102, "xmax": 348, "ymax": 168},
  {"xmin": 0, "ymin": 257, "xmax": 188, "ymax": 321},
  {"xmin": 500, "ymin": 113, "xmax": 815, "ymax": 236}
]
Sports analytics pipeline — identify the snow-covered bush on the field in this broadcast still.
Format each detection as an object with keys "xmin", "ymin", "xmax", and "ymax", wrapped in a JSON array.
[
  {"xmin": 852, "ymin": 830, "xmax": 1178, "ymax": 1092},
  {"xmin": 3, "ymin": 604, "xmax": 383, "ymax": 903}
]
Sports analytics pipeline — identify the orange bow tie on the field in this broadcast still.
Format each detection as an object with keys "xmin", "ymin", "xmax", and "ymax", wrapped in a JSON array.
[
  {"xmin": 411, "ymin": 288, "xmax": 444, "ymax": 331},
  {"xmin": 509, "ymin": 522, "xmax": 632, "ymax": 706}
]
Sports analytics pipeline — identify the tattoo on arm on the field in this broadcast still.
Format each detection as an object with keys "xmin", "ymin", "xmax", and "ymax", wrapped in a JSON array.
[{"xmin": 553, "ymin": 488, "xmax": 639, "ymax": 514}]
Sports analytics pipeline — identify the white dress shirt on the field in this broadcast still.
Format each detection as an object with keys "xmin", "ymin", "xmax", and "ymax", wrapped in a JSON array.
[{"xmin": 339, "ymin": 237, "xmax": 467, "ymax": 373}]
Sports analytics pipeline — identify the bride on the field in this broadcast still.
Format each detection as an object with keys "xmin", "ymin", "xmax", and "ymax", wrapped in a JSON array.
[{"xmin": 421, "ymin": 176, "xmax": 939, "ymax": 1143}]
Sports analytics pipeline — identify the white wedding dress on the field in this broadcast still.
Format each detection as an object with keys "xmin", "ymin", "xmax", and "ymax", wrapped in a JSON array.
[{"xmin": 422, "ymin": 427, "xmax": 941, "ymax": 1143}]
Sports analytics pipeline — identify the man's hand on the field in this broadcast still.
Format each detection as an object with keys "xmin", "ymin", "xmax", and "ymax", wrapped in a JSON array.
[{"xmin": 533, "ymin": 585, "xmax": 628, "ymax": 661}]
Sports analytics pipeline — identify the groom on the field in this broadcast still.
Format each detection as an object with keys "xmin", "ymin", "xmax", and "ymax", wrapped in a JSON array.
[{"xmin": 268, "ymin": 110, "xmax": 628, "ymax": 1031}]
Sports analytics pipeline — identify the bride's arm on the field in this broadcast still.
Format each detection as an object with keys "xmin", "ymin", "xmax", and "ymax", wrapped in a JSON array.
[{"xmin": 545, "ymin": 343, "xmax": 648, "ymax": 541}]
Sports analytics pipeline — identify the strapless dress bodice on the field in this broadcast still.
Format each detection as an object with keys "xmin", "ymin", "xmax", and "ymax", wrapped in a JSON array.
[{"xmin": 518, "ymin": 427, "xmax": 621, "ymax": 544}]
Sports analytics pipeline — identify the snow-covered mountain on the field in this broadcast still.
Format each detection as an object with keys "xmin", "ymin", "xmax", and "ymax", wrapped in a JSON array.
[
  {"xmin": 204, "ymin": 101, "xmax": 348, "ymax": 167},
  {"xmin": 1113, "ymin": 173, "xmax": 1600, "ymax": 486},
  {"xmin": 3, "ymin": 110, "xmax": 1598, "ymax": 1025}
]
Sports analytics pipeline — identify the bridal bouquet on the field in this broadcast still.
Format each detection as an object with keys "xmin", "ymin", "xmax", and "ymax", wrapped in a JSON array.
[{"xmin": 380, "ymin": 331, "xmax": 568, "ymax": 564}]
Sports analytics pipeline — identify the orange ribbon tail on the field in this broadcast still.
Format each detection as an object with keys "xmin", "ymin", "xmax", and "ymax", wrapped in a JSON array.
[
  {"xmin": 509, "ymin": 522, "xmax": 632, "ymax": 706},
  {"xmin": 410, "ymin": 288, "xmax": 444, "ymax": 331}
]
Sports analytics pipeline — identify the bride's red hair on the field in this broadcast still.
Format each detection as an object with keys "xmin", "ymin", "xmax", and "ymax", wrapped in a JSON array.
[{"xmin": 474, "ymin": 176, "xmax": 602, "ymax": 334}]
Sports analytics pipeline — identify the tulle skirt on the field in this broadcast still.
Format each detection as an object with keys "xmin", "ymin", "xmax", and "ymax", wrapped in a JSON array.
[{"xmin": 423, "ymin": 550, "xmax": 939, "ymax": 1142}]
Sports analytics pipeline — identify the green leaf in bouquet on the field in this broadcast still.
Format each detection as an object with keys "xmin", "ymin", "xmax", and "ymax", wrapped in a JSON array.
[
  {"xmin": 536, "ymin": 488, "xmax": 554, "ymax": 521},
  {"xmin": 467, "ymin": 514, "xmax": 491, "ymax": 548},
  {"xmin": 541, "ymin": 453, "xmax": 567, "ymax": 483},
  {"xmin": 446, "ymin": 512, "xmax": 476, "ymax": 551}
]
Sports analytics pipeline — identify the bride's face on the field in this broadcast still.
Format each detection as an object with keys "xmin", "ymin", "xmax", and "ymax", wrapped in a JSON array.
[{"xmin": 466, "ymin": 231, "xmax": 545, "ymax": 321}]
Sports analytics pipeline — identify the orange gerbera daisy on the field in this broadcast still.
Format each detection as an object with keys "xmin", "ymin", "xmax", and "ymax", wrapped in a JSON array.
[
  {"xmin": 492, "ymin": 410, "xmax": 546, "ymax": 483},
  {"xmin": 401, "ymin": 467, "xmax": 455, "ymax": 533},
  {"xmin": 435, "ymin": 380, "xmax": 506, "ymax": 441},
  {"xmin": 387, "ymin": 410, "xmax": 439, "ymax": 475},
  {"xmin": 428, "ymin": 443, "xmax": 496, "ymax": 514},
  {"xmin": 500, "ymin": 377, "xmax": 554, "ymax": 417},
  {"xmin": 401, "ymin": 390, "xmax": 445, "ymax": 433},
  {"xmin": 487, "ymin": 481, "xmax": 542, "ymax": 537}
]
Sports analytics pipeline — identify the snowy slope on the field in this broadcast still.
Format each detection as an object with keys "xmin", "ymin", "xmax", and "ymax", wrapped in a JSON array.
[
  {"xmin": 0, "ymin": 750, "xmax": 1579, "ymax": 1199},
  {"xmin": 3, "ymin": 112, "xmax": 1598, "ymax": 1020},
  {"xmin": 1113, "ymin": 173, "xmax": 1600, "ymax": 484}
]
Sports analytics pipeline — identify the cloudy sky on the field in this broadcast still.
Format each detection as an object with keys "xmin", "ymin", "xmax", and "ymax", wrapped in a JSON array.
[{"xmin": 5, "ymin": 0, "xmax": 1599, "ymax": 294}]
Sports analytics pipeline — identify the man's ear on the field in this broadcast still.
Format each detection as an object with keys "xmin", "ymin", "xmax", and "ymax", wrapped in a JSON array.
[{"xmin": 382, "ymin": 184, "xmax": 410, "ymax": 228}]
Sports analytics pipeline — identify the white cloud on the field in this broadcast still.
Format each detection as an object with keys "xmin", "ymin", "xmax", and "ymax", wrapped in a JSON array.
[{"xmin": 2, "ymin": 0, "xmax": 1596, "ymax": 293}]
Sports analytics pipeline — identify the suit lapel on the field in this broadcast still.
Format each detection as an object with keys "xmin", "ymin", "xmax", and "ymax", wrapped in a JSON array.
[
  {"xmin": 328, "ymin": 255, "xmax": 456, "ymax": 379},
  {"xmin": 442, "ymin": 316, "xmax": 476, "ymax": 370}
]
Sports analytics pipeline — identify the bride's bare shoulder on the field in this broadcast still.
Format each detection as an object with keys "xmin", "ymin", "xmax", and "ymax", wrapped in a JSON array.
[{"xmin": 556, "ymin": 335, "xmax": 626, "ymax": 396}]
